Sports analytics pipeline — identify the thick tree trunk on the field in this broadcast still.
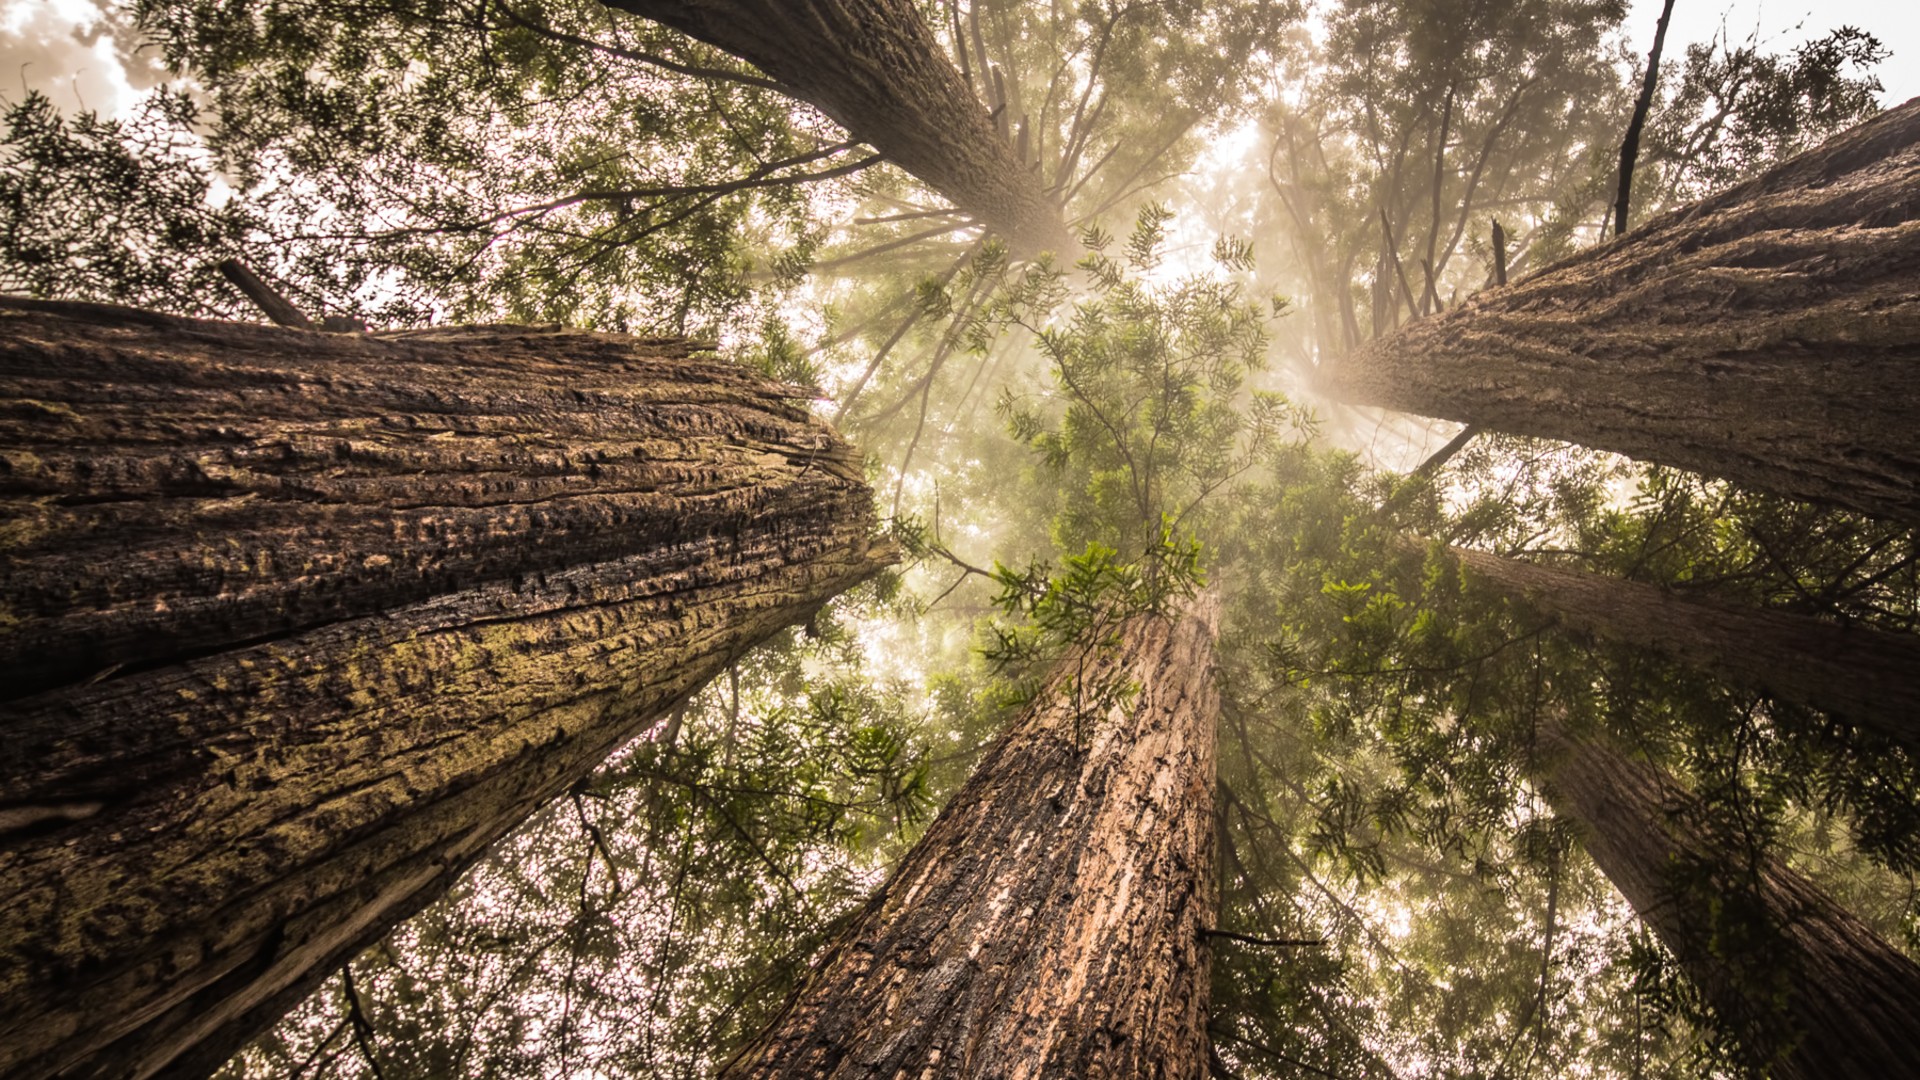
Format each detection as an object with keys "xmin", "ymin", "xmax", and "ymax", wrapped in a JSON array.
[
  {"xmin": 721, "ymin": 602, "xmax": 1220, "ymax": 1079},
  {"xmin": 0, "ymin": 299, "xmax": 892, "ymax": 1080},
  {"xmin": 1447, "ymin": 544, "xmax": 1920, "ymax": 749},
  {"xmin": 1328, "ymin": 98, "xmax": 1920, "ymax": 525},
  {"xmin": 602, "ymin": 0, "xmax": 1070, "ymax": 253},
  {"xmin": 1535, "ymin": 719, "xmax": 1920, "ymax": 1078}
]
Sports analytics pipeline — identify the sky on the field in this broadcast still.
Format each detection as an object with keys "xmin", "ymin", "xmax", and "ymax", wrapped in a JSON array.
[
  {"xmin": 1630, "ymin": 0, "xmax": 1920, "ymax": 103},
  {"xmin": 3, "ymin": 1, "xmax": 1917, "ymax": 121}
]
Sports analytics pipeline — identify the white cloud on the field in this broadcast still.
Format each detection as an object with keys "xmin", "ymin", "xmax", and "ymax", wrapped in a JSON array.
[{"xmin": 0, "ymin": 0, "xmax": 156, "ymax": 119}]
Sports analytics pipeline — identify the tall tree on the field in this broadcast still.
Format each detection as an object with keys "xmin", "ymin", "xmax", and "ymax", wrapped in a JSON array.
[
  {"xmin": 1535, "ymin": 717, "xmax": 1920, "ymax": 1079},
  {"xmin": 602, "ymin": 0, "xmax": 1068, "ymax": 252},
  {"xmin": 720, "ymin": 601, "xmax": 1220, "ymax": 1077},
  {"xmin": 1440, "ymin": 542, "xmax": 1920, "ymax": 749},
  {"xmin": 1254, "ymin": 0, "xmax": 1631, "ymax": 364},
  {"xmin": 0, "ymin": 300, "xmax": 891, "ymax": 1080},
  {"xmin": 1326, "ymin": 98, "xmax": 1920, "ymax": 524}
]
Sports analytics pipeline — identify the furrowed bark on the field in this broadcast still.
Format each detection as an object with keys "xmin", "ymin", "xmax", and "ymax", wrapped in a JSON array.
[
  {"xmin": 601, "ymin": 0, "xmax": 1070, "ymax": 254},
  {"xmin": 1535, "ymin": 720, "xmax": 1920, "ymax": 1079},
  {"xmin": 0, "ymin": 299, "xmax": 893, "ymax": 1080},
  {"xmin": 1329, "ymin": 98, "xmax": 1920, "ymax": 525},
  {"xmin": 722, "ymin": 601, "xmax": 1220, "ymax": 1079},
  {"xmin": 1447, "ymin": 545, "xmax": 1920, "ymax": 749}
]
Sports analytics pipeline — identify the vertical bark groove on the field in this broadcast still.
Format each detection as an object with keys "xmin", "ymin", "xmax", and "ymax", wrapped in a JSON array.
[
  {"xmin": 0, "ymin": 299, "xmax": 893, "ymax": 1080},
  {"xmin": 1330, "ymin": 98, "xmax": 1920, "ymax": 525},
  {"xmin": 722, "ymin": 601, "xmax": 1220, "ymax": 1079}
]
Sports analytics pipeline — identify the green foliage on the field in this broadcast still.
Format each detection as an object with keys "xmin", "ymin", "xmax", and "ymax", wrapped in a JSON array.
[
  {"xmin": 0, "ymin": 90, "xmax": 357, "ymax": 320},
  {"xmin": 1642, "ymin": 27, "xmax": 1888, "ymax": 211},
  {"xmin": 14, "ymin": 2, "xmax": 1917, "ymax": 1076},
  {"xmin": 221, "ymin": 591, "xmax": 935, "ymax": 1080},
  {"xmin": 100, "ymin": 0, "xmax": 870, "ymax": 331}
]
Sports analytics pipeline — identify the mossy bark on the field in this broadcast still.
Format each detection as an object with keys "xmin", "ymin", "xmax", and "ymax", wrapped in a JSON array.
[
  {"xmin": 1446, "ymin": 545, "xmax": 1920, "ymax": 749},
  {"xmin": 1536, "ymin": 720, "xmax": 1920, "ymax": 1078},
  {"xmin": 721, "ymin": 602, "xmax": 1220, "ymax": 1079},
  {"xmin": 603, "ymin": 0, "xmax": 1069, "ymax": 253},
  {"xmin": 1330, "ymin": 98, "xmax": 1920, "ymax": 525},
  {"xmin": 0, "ymin": 299, "xmax": 893, "ymax": 1080}
]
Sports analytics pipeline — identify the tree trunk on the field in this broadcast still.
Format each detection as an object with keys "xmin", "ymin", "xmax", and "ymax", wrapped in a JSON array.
[
  {"xmin": 1327, "ymin": 98, "xmax": 1920, "ymax": 525},
  {"xmin": 0, "ymin": 299, "xmax": 892, "ymax": 1080},
  {"xmin": 721, "ymin": 601, "xmax": 1220, "ymax": 1079},
  {"xmin": 602, "ymin": 0, "xmax": 1069, "ymax": 253},
  {"xmin": 1446, "ymin": 544, "xmax": 1920, "ymax": 749},
  {"xmin": 1535, "ymin": 719, "xmax": 1920, "ymax": 1078}
]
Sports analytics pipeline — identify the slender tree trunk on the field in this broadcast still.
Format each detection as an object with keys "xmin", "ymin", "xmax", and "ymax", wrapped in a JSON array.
[
  {"xmin": 1614, "ymin": 0, "xmax": 1677, "ymax": 237},
  {"xmin": 1445, "ymin": 545, "xmax": 1920, "ymax": 749},
  {"xmin": 604, "ymin": 0, "xmax": 1069, "ymax": 253},
  {"xmin": 0, "ymin": 299, "xmax": 892, "ymax": 1080},
  {"xmin": 1534, "ymin": 719, "xmax": 1920, "ymax": 1079},
  {"xmin": 1328, "ymin": 99, "xmax": 1920, "ymax": 525},
  {"xmin": 721, "ymin": 601, "xmax": 1220, "ymax": 1079}
]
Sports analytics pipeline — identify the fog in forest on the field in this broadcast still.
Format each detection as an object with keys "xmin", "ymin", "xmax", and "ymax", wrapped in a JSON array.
[{"xmin": 2, "ymin": 2, "xmax": 1918, "ymax": 1078}]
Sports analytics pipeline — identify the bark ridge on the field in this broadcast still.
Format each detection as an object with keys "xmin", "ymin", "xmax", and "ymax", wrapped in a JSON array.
[
  {"xmin": 0, "ymin": 299, "xmax": 891, "ymax": 1080},
  {"xmin": 1333, "ymin": 98, "xmax": 1920, "ymax": 524},
  {"xmin": 722, "ymin": 601, "xmax": 1220, "ymax": 1079}
]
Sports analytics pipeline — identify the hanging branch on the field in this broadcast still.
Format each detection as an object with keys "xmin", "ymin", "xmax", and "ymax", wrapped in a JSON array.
[
  {"xmin": 341, "ymin": 142, "xmax": 878, "ymax": 243},
  {"xmin": 1420, "ymin": 83, "xmax": 1457, "ymax": 316},
  {"xmin": 341, "ymin": 965, "xmax": 390, "ymax": 1080},
  {"xmin": 571, "ymin": 790, "xmax": 625, "ymax": 898},
  {"xmin": 1377, "ymin": 209, "xmax": 1421, "ymax": 324},
  {"xmin": 217, "ymin": 259, "xmax": 314, "ymax": 330},
  {"xmin": 831, "ymin": 242, "xmax": 978, "ymax": 423},
  {"xmin": 1199, "ymin": 928, "xmax": 1327, "ymax": 949},
  {"xmin": 1615, "ymin": 0, "xmax": 1678, "ymax": 237}
]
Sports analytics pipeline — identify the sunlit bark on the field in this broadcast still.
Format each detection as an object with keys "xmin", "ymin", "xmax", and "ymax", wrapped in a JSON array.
[
  {"xmin": 721, "ymin": 601, "xmax": 1219, "ymax": 1079},
  {"xmin": 1330, "ymin": 99, "xmax": 1920, "ymax": 525},
  {"xmin": 0, "ymin": 299, "xmax": 891, "ymax": 1080}
]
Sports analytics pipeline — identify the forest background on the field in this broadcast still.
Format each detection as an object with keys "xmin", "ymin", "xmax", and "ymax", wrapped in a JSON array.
[{"xmin": 2, "ymin": 0, "xmax": 1919, "ymax": 1077}]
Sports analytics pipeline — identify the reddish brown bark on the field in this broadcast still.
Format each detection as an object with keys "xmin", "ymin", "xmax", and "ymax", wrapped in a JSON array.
[
  {"xmin": 721, "ymin": 602, "xmax": 1220, "ymax": 1079},
  {"xmin": 0, "ymin": 299, "xmax": 892, "ymax": 1080},
  {"xmin": 1330, "ymin": 98, "xmax": 1920, "ymax": 525},
  {"xmin": 602, "ymin": 0, "xmax": 1069, "ymax": 253},
  {"xmin": 1447, "ymin": 545, "xmax": 1920, "ymax": 749},
  {"xmin": 1536, "ymin": 720, "xmax": 1920, "ymax": 1078}
]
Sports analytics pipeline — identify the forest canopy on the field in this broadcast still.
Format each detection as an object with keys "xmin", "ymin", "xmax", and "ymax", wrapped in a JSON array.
[{"xmin": 1, "ymin": 1, "xmax": 1916, "ymax": 1078}]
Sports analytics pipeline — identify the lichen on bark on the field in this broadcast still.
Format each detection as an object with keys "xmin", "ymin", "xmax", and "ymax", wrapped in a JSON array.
[{"xmin": 0, "ymin": 298, "xmax": 893, "ymax": 1080}]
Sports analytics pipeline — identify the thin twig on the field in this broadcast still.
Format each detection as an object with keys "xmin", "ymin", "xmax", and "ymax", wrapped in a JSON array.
[{"xmin": 1201, "ymin": 927, "xmax": 1327, "ymax": 948}]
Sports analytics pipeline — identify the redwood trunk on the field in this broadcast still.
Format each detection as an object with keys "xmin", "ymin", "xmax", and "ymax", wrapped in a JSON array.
[
  {"xmin": 0, "ymin": 299, "xmax": 891, "ymax": 1080},
  {"xmin": 1448, "ymin": 545, "xmax": 1920, "ymax": 749},
  {"xmin": 1330, "ymin": 98, "xmax": 1920, "ymax": 525},
  {"xmin": 1536, "ymin": 720, "xmax": 1920, "ymax": 1077},
  {"xmin": 721, "ymin": 603, "xmax": 1220, "ymax": 1079},
  {"xmin": 602, "ymin": 0, "xmax": 1069, "ymax": 252}
]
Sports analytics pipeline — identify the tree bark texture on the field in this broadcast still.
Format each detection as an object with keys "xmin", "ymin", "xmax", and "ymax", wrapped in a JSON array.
[
  {"xmin": 1535, "ymin": 720, "xmax": 1920, "ymax": 1079},
  {"xmin": 1329, "ymin": 97, "xmax": 1920, "ymax": 525},
  {"xmin": 602, "ymin": 0, "xmax": 1070, "ymax": 253},
  {"xmin": 1448, "ymin": 544, "xmax": 1920, "ymax": 750},
  {"xmin": 0, "ymin": 299, "xmax": 892, "ymax": 1080},
  {"xmin": 721, "ymin": 601, "xmax": 1221, "ymax": 1079}
]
